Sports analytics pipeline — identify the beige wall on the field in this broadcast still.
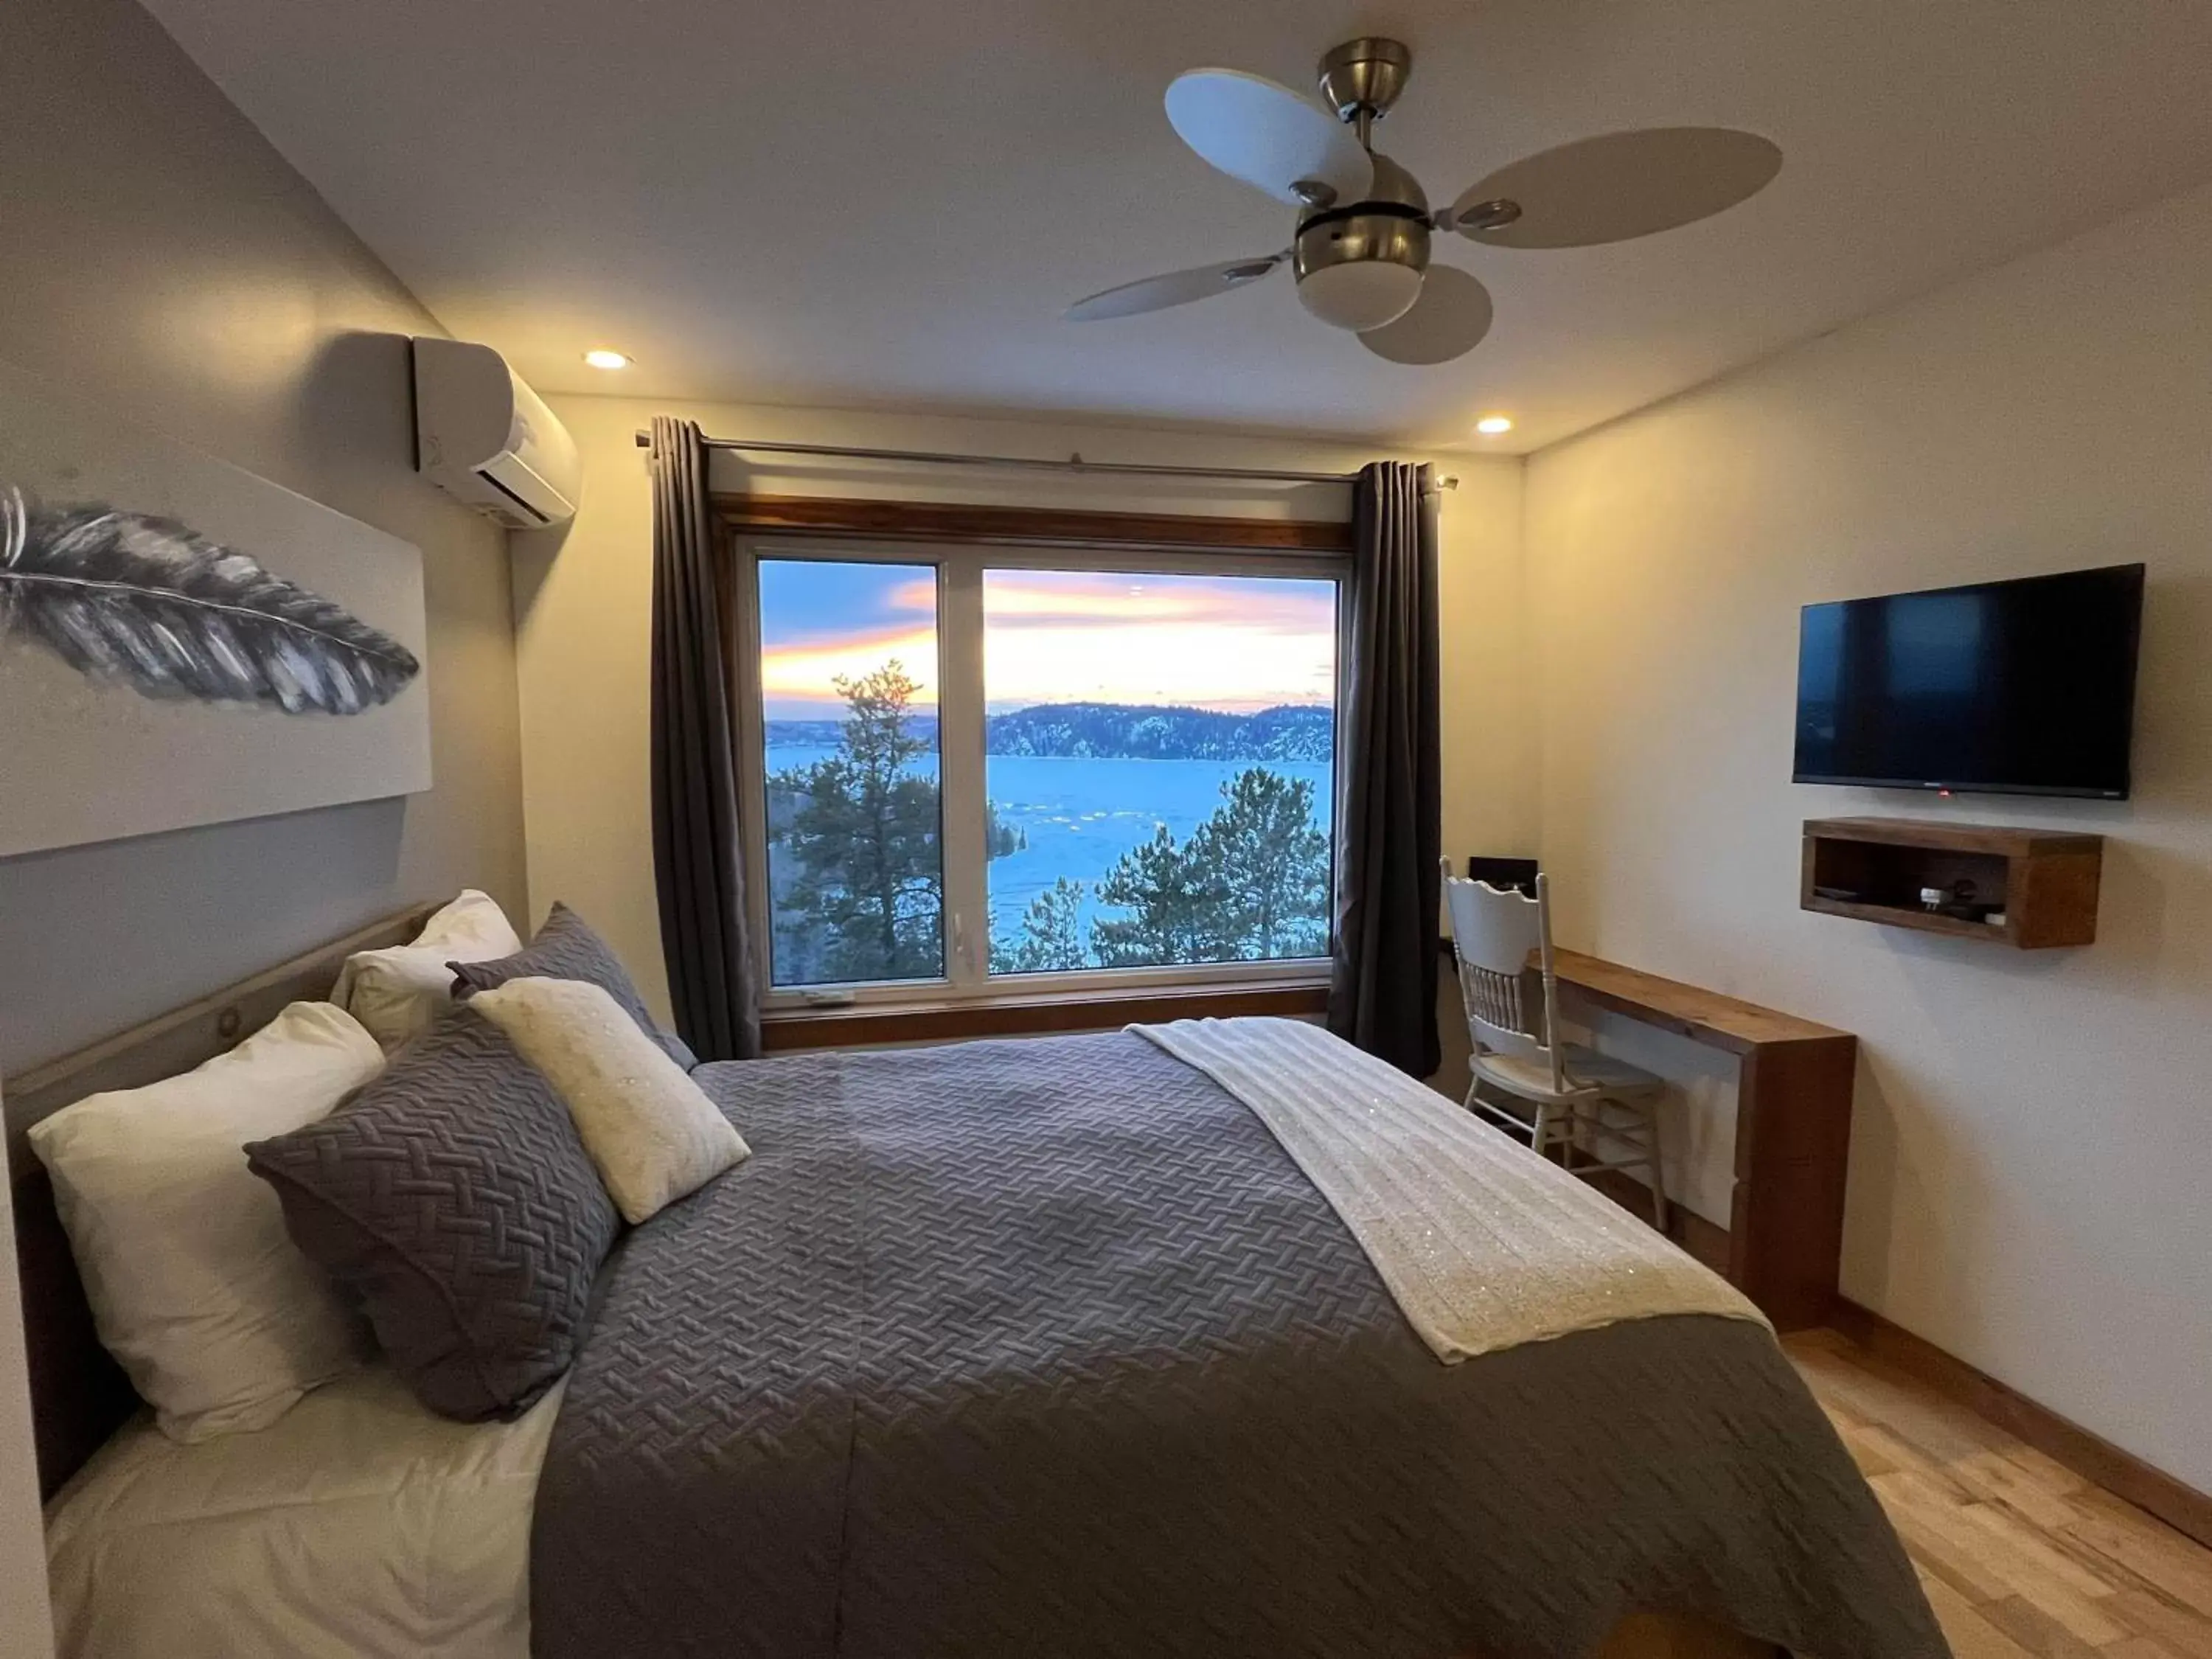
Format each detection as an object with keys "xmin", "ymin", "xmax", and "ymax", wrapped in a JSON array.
[
  {"xmin": 0, "ymin": 0, "xmax": 529, "ymax": 1071},
  {"xmin": 515, "ymin": 393, "xmax": 1527, "ymax": 1020},
  {"xmin": 1523, "ymin": 182, "xmax": 2212, "ymax": 1491}
]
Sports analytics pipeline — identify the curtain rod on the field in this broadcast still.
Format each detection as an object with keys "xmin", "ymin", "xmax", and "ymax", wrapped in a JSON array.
[{"xmin": 633, "ymin": 430, "xmax": 1458, "ymax": 490}]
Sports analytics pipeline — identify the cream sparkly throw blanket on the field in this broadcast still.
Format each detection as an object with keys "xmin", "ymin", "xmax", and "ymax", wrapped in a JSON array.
[{"xmin": 1133, "ymin": 1016, "xmax": 1768, "ymax": 1362}]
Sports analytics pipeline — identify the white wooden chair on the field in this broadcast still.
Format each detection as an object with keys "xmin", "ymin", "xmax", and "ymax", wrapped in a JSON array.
[{"xmin": 1441, "ymin": 860, "xmax": 1670, "ymax": 1231}]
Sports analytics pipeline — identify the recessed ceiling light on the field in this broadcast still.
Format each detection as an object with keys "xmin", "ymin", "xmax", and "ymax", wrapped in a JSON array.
[
  {"xmin": 583, "ymin": 349, "xmax": 631, "ymax": 370},
  {"xmin": 1475, "ymin": 415, "xmax": 1514, "ymax": 435}
]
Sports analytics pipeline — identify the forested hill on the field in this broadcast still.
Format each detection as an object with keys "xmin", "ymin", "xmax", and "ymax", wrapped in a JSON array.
[
  {"xmin": 986, "ymin": 702, "xmax": 1332, "ymax": 761},
  {"xmin": 763, "ymin": 702, "xmax": 1333, "ymax": 762}
]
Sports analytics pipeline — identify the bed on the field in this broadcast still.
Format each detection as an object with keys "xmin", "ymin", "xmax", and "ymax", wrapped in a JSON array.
[{"xmin": 7, "ymin": 910, "xmax": 1947, "ymax": 1658}]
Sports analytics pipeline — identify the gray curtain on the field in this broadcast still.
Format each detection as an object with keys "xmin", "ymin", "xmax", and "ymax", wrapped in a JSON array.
[
  {"xmin": 647, "ymin": 415, "xmax": 762, "ymax": 1060},
  {"xmin": 1328, "ymin": 460, "xmax": 1442, "ymax": 1077}
]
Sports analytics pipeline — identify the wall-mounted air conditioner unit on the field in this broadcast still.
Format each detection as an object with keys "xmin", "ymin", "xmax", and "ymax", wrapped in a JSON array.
[{"xmin": 411, "ymin": 338, "xmax": 580, "ymax": 529}]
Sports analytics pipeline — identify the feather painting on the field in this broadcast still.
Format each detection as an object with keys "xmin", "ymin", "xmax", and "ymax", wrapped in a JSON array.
[
  {"xmin": 0, "ymin": 485, "xmax": 420, "ymax": 715},
  {"xmin": 0, "ymin": 355, "xmax": 430, "ymax": 857}
]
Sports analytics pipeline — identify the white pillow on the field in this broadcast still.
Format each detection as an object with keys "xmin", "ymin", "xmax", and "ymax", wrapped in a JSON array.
[
  {"xmin": 27, "ymin": 1001, "xmax": 383, "ymax": 1442},
  {"xmin": 470, "ymin": 976, "xmax": 748, "ymax": 1225},
  {"xmin": 332, "ymin": 889, "xmax": 523, "ymax": 1051}
]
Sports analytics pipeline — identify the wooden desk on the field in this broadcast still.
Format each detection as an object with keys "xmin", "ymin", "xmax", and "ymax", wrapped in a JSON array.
[{"xmin": 1549, "ymin": 950, "xmax": 1857, "ymax": 1331}]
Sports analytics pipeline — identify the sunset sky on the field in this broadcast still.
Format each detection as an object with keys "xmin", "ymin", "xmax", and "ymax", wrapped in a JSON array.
[{"xmin": 757, "ymin": 560, "xmax": 1338, "ymax": 720}]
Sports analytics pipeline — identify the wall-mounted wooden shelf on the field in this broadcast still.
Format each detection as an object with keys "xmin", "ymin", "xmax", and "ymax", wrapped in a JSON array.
[{"xmin": 1801, "ymin": 818, "xmax": 2104, "ymax": 948}]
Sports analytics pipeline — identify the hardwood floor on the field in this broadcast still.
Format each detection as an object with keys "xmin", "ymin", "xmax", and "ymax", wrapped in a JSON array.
[{"xmin": 1785, "ymin": 1329, "xmax": 2212, "ymax": 1659}]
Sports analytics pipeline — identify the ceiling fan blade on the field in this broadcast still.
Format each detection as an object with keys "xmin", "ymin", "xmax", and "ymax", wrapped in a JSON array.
[
  {"xmin": 1064, "ymin": 254, "xmax": 1284, "ymax": 321},
  {"xmin": 1164, "ymin": 69, "xmax": 1373, "ymax": 208},
  {"xmin": 1358, "ymin": 265, "xmax": 1494, "ymax": 366},
  {"xmin": 1449, "ymin": 128, "xmax": 1781, "ymax": 249}
]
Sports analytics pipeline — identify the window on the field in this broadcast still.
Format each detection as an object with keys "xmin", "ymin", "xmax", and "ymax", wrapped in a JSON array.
[
  {"xmin": 756, "ymin": 558, "xmax": 942, "ymax": 988},
  {"xmin": 740, "ymin": 537, "xmax": 1343, "ymax": 1006},
  {"xmin": 982, "ymin": 569, "xmax": 1337, "ymax": 975}
]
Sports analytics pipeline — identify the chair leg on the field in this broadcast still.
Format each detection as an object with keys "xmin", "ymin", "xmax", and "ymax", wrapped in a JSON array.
[
  {"xmin": 1530, "ymin": 1099, "xmax": 1558, "ymax": 1164},
  {"xmin": 1642, "ymin": 1099, "xmax": 1669, "ymax": 1234}
]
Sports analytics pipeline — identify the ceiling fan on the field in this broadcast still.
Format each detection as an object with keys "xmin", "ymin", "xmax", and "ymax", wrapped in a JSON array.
[{"xmin": 1065, "ymin": 38, "xmax": 1782, "ymax": 366}]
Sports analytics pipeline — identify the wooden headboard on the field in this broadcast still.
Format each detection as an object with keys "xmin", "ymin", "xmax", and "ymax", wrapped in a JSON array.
[{"xmin": 2, "ymin": 905, "xmax": 437, "ymax": 1499}]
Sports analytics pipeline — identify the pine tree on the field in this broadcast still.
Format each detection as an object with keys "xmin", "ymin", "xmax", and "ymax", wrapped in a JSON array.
[
  {"xmin": 1093, "ymin": 824, "xmax": 1230, "ymax": 967},
  {"xmin": 1091, "ymin": 768, "xmax": 1330, "ymax": 967},
  {"xmin": 992, "ymin": 877, "xmax": 1091, "ymax": 973},
  {"xmin": 1188, "ymin": 768, "xmax": 1331, "ymax": 959},
  {"xmin": 771, "ymin": 661, "xmax": 942, "ymax": 981},
  {"xmin": 984, "ymin": 799, "xmax": 1027, "ymax": 858}
]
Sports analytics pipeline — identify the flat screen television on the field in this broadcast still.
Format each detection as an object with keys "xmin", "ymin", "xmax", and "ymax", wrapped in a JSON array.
[{"xmin": 1793, "ymin": 563, "xmax": 2144, "ymax": 799}]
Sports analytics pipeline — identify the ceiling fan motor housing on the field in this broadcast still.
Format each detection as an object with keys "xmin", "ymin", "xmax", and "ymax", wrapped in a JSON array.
[
  {"xmin": 1293, "ymin": 152, "xmax": 1430, "ymax": 331},
  {"xmin": 1316, "ymin": 37, "xmax": 1413, "ymax": 125}
]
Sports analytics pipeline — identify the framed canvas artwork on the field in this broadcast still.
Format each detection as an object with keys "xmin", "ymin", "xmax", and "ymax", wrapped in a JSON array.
[{"xmin": 0, "ymin": 358, "xmax": 431, "ymax": 856}]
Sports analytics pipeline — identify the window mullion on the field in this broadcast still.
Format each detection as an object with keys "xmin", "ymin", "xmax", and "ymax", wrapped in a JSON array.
[{"xmin": 936, "ymin": 557, "xmax": 990, "ymax": 992}]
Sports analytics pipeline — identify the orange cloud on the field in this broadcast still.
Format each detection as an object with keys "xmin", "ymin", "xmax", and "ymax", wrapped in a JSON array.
[
  {"xmin": 985, "ymin": 619, "xmax": 1332, "ymax": 711},
  {"xmin": 760, "ymin": 627, "xmax": 938, "ymax": 706},
  {"xmin": 982, "ymin": 571, "xmax": 1334, "ymax": 637}
]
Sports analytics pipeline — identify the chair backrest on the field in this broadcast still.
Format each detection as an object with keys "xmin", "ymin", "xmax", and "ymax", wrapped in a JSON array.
[{"xmin": 1441, "ymin": 861, "xmax": 1564, "ymax": 1090}]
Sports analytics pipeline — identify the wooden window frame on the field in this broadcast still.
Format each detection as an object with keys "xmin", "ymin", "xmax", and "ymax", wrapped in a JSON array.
[
  {"xmin": 716, "ymin": 494, "xmax": 1352, "ymax": 555},
  {"xmin": 718, "ymin": 495, "xmax": 1352, "ymax": 1042}
]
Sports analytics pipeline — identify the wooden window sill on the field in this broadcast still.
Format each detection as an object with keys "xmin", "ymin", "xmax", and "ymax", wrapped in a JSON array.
[{"xmin": 759, "ymin": 978, "xmax": 1329, "ymax": 1051}]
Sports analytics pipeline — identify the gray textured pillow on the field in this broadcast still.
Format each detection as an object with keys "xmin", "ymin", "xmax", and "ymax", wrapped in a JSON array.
[
  {"xmin": 450, "ymin": 902, "xmax": 698, "ymax": 1071},
  {"xmin": 244, "ymin": 1005, "xmax": 620, "ymax": 1422}
]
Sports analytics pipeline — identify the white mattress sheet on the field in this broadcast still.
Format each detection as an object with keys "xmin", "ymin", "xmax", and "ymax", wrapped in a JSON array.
[{"xmin": 45, "ymin": 1366, "xmax": 560, "ymax": 1659}]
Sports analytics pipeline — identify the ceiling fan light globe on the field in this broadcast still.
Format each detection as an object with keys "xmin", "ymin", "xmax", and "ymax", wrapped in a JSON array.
[{"xmin": 1296, "ymin": 260, "xmax": 1423, "ymax": 332}]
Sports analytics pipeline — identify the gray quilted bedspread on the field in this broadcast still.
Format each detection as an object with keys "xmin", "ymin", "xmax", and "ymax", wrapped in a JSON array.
[{"xmin": 529, "ymin": 1032, "xmax": 1944, "ymax": 1659}]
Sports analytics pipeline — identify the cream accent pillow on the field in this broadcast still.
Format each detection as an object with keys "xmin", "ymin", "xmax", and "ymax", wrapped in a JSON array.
[
  {"xmin": 470, "ymin": 977, "xmax": 748, "ymax": 1224},
  {"xmin": 333, "ymin": 889, "xmax": 524, "ymax": 1051},
  {"xmin": 27, "ymin": 1001, "xmax": 383, "ymax": 1442}
]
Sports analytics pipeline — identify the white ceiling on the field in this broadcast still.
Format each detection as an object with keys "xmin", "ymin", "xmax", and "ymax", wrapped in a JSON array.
[{"xmin": 142, "ymin": 0, "xmax": 2212, "ymax": 452}]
